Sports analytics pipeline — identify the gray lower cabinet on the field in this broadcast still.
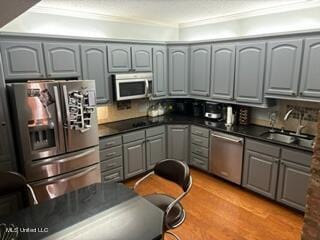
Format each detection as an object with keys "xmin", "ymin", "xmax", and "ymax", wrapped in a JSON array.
[
  {"xmin": 299, "ymin": 37, "xmax": 320, "ymax": 99},
  {"xmin": 81, "ymin": 44, "xmax": 110, "ymax": 104},
  {"xmin": 276, "ymin": 148, "xmax": 312, "ymax": 211},
  {"xmin": 190, "ymin": 44, "xmax": 211, "ymax": 97},
  {"xmin": 44, "ymin": 42, "xmax": 81, "ymax": 78},
  {"xmin": 190, "ymin": 126, "xmax": 209, "ymax": 171},
  {"xmin": 152, "ymin": 46, "xmax": 168, "ymax": 97},
  {"xmin": 235, "ymin": 42, "xmax": 266, "ymax": 104},
  {"xmin": 242, "ymin": 150, "xmax": 279, "ymax": 199},
  {"xmin": 264, "ymin": 39, "xmax": 303, "ymax": 97},
  {"xmin": 131, "ymin": 45, "xmax": 152, "ymax": 72},
  {"xmin": 243, "ymin": 139, "xmax": 312, "ymax": 211},
  {"xmin": 277, "ymin": 160, "xmax": 310, "ymax": 211},
  {"xmin": 0, "ymin": 41, "xmax": 46, "ymax": 80},
  {"xmin": 168, "ymin": 46, "xmax": 189, "ymax": 96},
  {"xmin": 101, "ymin": 167, "xmax": 124, "ymax": 183},
  {"xmin": 99, "ymin": 135, "xmax": 124, "ymax": 183},
  {"xmin": 167, "ymin": 125, "xmax": 189, "ymax": 162},
  {"xmin": 123, "ymin": 139, "xmax": 146, "ymax": 179},
  {"xmin": 210, "ymin": 44, "xmax": 236, "ymax": 100},
  {"xmin": 146, "ymin": 133, "xmax": 166, "ymax": 170}
]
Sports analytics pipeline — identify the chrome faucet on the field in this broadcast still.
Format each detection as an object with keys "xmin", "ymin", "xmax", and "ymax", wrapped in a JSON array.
[
  {"xmin": 284, "ymin": 108, "xmax": 294, "ymax": 121},
  {"xmin": 296, "ymin": 112, "xmax": 305, "ymax": 136},
  {"xmin": 283, "ymin": 108, "xmax": 305, "ymax": 136}
]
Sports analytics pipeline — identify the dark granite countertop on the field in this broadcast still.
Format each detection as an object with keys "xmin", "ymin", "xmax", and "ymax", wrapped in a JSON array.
[
  {"xmin": 0, "ymin": 183, "xmax": 163, "ymax": 240},
  {"xmin": 98, "ymin": 114, "xmax": 314, "ymax": 152}
]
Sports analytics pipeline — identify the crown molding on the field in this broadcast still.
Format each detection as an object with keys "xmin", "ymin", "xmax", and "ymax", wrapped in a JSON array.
[
  {"xmin": 28, "ymin": 6, "xmax": 179, "ymax": 28},
  {"xmin": 179, "ymin": 0, "xmax": 320, "ymax": 28}
]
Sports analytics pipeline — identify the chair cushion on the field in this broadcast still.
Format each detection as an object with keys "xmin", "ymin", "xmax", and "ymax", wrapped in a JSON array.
[{"xmin": 144, "ymin": 193, "xmax": 185, "ymax": 230}]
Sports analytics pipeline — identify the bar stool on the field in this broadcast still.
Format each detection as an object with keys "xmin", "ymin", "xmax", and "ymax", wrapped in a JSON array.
[{"xmin": 134, "ymin": 159, "xmax": 192, "ymax": 240}]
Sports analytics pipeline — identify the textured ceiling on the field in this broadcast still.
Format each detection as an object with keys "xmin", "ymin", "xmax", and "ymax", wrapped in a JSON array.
[{"xmin": 33, "ymin": 0, "xmax": 317, "ymax": 26}]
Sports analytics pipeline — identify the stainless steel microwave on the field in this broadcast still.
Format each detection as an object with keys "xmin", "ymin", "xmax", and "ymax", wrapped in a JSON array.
[{"xmin": 112, "ymin": 73, "xmax": 153, "ymax": 101}]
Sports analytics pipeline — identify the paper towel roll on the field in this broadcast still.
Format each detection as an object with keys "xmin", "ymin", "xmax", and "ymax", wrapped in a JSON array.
[{"xmin": 226, "ymin": 106, "xmax": 233, "ymax": 125}]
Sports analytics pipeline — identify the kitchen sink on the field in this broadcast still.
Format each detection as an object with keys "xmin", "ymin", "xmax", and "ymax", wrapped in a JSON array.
[
  {"xmin": 261, "ymin": 132, "xmax": 296, "ymax": 144},
  {"xmin": 296, "ymin": 137, "xmax": 315, "ymax": 148},
  {"xmin": 261, "ymin": 131, "xmax": 314, "ymax": 148}
]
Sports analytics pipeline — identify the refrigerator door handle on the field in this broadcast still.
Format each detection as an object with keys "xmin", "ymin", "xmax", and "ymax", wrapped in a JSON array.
[
  {"xmin": 32, "ymin": 147, "xmax": 97, "ymax": 166},
  {"xmin": 31, "ymin": 164, "xmax": 100, "ymax": 187},
  {"xmin": 62, "ymin": 85, "xmax": 71, "ymax": 144},
  {"xmin": 53, "ymin": 86, "xmax": 65, "ymax": 152}
]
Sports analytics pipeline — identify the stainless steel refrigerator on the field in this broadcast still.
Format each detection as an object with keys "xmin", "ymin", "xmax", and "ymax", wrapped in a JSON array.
[{"xmin": 8, "ymin": 80, "xmax": 101, "ymax": 202}]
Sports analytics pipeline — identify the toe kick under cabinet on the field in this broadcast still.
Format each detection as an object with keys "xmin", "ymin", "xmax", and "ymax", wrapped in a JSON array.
[{"xmin": 243, "ymin": 138, "xmax": 312, "ymax": 211}]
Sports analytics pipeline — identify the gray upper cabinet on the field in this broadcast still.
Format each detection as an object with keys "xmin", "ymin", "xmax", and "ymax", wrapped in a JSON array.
[
  {"xmin": 210, "ymin": 44, "xmax": 235, "ymax": 100},
  {"xmin": 107, "ymin": 44, "xmax": 131, "ymax": 72},
  {"xmin": 152, "ymin": 46, "xmax": 168, "ymax": 97},
  {"xmin": 146, "ymin": 134, "xmax": 166, "ymax": 170},
  {"xmin": 167, "ymin": 125, "xmax": 189, "ymax": 162},
  {"xmin": 264, "ymin": 39, "xmax": 303, "ymax": 97},
  {"xmin": 242, "ymin": 149, "xmax": 279, "ymax": 199},
  {"xmin": 277, "ymin": 160, "xmax": 310, "ymax": 211},
  {"xmin": 168, "ymin": 46, "xmax": 189, "ymax": 96},
  {"xmin": 235, "ymin": 42, "xmax": 266, "ymax": 104},
  {"xmin": 107, "ymin": 44, "xmax": 152, "ymax": 72},
  {"xmin": 190, "ymin": 44, "xmax": 211, "ymax": 97},
  {"xmin": 131, "ymin": 45, "xmax": 152, "ymax": 72},
  {"xmin": 123, "ymin": 139, "xmax": 146, "ymax": 179},
  {"xmin": 299, "ymin": 37, "xmax": 320, "ymax": 99},
  {"xmin": 0, "ymin": 41, "xmax": 46, "ymax": 80},
  {"xmin": 81, "ymin": 44, "xmax": 110, "ymax": 104},
  {"xmin": 44, "ymin": 42, "xmax": 81, "ymax": 78}
]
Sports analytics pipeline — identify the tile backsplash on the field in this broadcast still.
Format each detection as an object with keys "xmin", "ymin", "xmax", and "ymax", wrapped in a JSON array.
[
  {"xmin": 250, "ymin": 100, "xmax": 320, "ymax": 136},
  {"xmin": 97, "ymin": 99, "xmax": 149, "ymax": 124}
]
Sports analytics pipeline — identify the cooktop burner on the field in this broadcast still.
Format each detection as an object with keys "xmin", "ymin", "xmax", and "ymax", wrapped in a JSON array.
[{"xmin": 132, "ymin": 122, "xmax": 147, "ymax": 128}]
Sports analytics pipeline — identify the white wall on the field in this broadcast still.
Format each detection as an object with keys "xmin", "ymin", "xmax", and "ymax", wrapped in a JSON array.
[
  {"xmin": 179, "ymin": 7, "xmax": 320, "ymax": 41},
  {"xmin": 0, "ymin": 11, "xmax": 179, "ymax": 41},
  {"xmin": 2, "ymin": 6, "xmax": 320, "ymax": 41}
]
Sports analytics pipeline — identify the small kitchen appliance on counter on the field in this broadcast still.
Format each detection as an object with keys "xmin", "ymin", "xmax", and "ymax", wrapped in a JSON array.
[{"xmin": 204, "ymin": 102, "xmax": 222, "ymax": 120}]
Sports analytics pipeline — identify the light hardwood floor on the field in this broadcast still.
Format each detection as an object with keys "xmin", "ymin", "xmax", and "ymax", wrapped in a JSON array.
[{"xmin": 126, "ymin": 168, "xmax": 304, "ymax": 240}]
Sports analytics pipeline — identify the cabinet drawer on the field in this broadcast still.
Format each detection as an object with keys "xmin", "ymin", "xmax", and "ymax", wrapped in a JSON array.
[
  {"xmin": 281, "ymin": 148, "xmax": 312, "ymax": 167},
  {"xmin": 101, "ymin": 167, "xmax": 124, "ymax": 183},
  {"xmin": 99, "ymin": 136, "xmax": 122, "ymax": 150},
  {"xmin": 123, "ymin": 130, "xmax": 145, "ymax": 143},
  {"xmin": 191, "ymin": 144, "xmax": 208, "ymax": 158},
  {"xmin": 246, "ymin": 138, "xmax": 280, "ymax": 157},
  {"xmin": 191, "ymin": 134, "xmax": 209, "ymax": 148},
  {"xmin": 146, "ymin": 125, "xmax": 165, "ymax": 137},
  {"xmin": 100, "ymin": 156, "xmax": 123, "ymax": 171},
  {"xmin": 100, "ymin": 145, "xmax": 122, "ymax": 160},
  {"xmin": 191, "ymin": 125, "xmax": 209, "ymax": 138},
  {"xmin": 190, "ymin": 154, "xmax": 208, "ymax": 171}
]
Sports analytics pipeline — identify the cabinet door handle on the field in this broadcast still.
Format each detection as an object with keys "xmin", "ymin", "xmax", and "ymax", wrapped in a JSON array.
[
  {"xmin": 107, "ymin": 163, "xmax": 117, "ymax": 168},
  {"xmin": 105, "ymin": 142, "xmax": 115, "ymax": 146},
  {"xmin": 104, "ymin": 173, "xmax": 119, "ymax": 181},
  {"xmin": 106, "ymin": 152, "xmax": 116, "ymax": 156}
]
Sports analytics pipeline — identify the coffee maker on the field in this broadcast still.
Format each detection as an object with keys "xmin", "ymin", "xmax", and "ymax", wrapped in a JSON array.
[{"xmin": 204, "ymin": 102, "xmax": 222, "ymax": 120}]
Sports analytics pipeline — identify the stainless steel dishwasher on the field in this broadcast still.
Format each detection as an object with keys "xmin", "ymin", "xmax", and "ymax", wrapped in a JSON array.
[{"xmin": 209, "ymin": 131, "xmax": 244, "ymax": 185}]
